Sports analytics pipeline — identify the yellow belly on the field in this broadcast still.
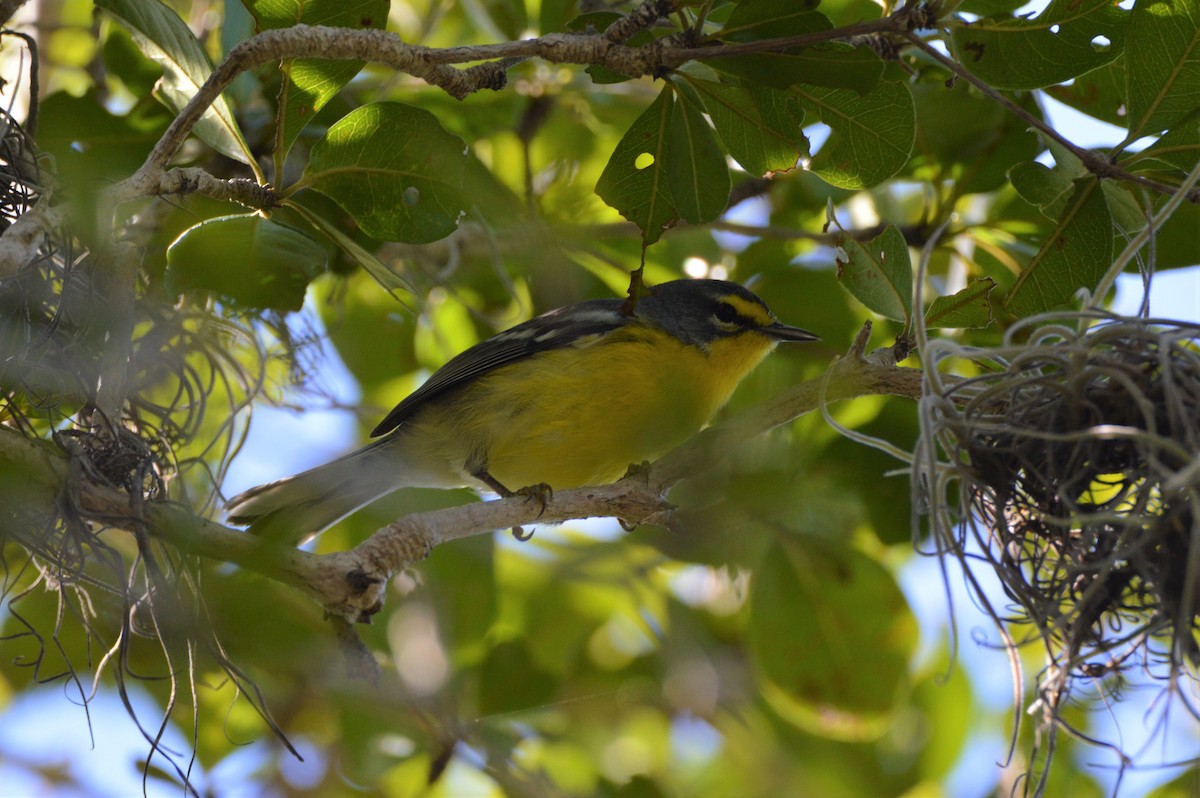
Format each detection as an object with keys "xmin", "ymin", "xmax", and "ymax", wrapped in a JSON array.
[{"xmin": 400, "ymin": 327, "xmax": 777, "ymax": 491}]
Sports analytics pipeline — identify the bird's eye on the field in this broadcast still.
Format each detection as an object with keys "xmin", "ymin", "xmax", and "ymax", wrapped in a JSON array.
[{"xmin": 714, "ymin": 302, "xmax": 739, "ymax": 324}]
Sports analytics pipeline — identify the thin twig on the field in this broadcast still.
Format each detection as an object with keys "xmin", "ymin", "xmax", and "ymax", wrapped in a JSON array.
[
  {"xmin": 4, "ymin": 337, "xmax": 923, "ymax": 622},
  {"xmin": 903, "ymin": 32, "xmax": 1200, "ymax": 203},
  {"xmin": 114, "ymin": 8, "xmax": 915, "ymax": 207}
]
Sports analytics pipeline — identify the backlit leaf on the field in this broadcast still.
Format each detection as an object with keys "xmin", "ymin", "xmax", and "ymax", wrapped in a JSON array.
[
  {"xmin": 244, "ymin": 0, "xmax": 389, "ymax": 178},
  {"xmin": 96, "ymin": 0, "xmax": 254, "ymax": 166},
  {"xmin": 836, "ymin": 224, "xmax": 912, "ymax": 323},
  {"xmin": 1135, "ymin": 110, "xmax": 1200, "ymax": 172},
  {"xmin": 1125, "ymin": 0, "xmax": 1200, "ymax": 136},
  {"xmin": 1005, "ymin": 177, "xmax": 1114, "ymax": 316},
  {"xmin": 596, "ymin": 88, "xmax": 678, "ymax": 244},
  {"xmin": 925, "ymin": 278, "xmax": 996, "ymax": 329},
  {"xmin": 1009, "ymin": 160, "xmax": 1075, "ymax": 219},
  {"xmin": 666, "ymin": 89, "xmax": 730, "ymax": 224},
  {"xmin": 712, "ymin": 0, "xmax": 882, "ymax": 94},
  {"xmin": 711, "ymin": 48, "xmax": 884, "ymax": 95},
  {"xmin": 908, "ymin": 76, "xmax": 1041, "ymax": 195},
  {"xmin": 795, "ymin": 80, "xmax": 915, "ymax": 189},
  {"xmin": 718, "ymin": 0, "xmax": 825, "ymax": 42},
  {"xmin": 686, "ymin": 78, "xmax": 807, "ymax": 177},
  {"xmin": 951, "ymin": 0, "xmax": 1128, "ymax": 90},
  {"xmin": 1045, "ymin": 56, "xmax": 1129, "ymax": 128}
]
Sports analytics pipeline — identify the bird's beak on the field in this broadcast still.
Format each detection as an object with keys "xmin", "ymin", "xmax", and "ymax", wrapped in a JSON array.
[{"xmin": 761, "ymin": 321, "xmax": 820, "ymax": 342}]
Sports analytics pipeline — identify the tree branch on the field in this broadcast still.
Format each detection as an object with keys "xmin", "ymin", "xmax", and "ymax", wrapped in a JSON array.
[
  {"xmin": 112, "ymin": 8, "xmax": 918, "ymax": 207},
  {"xmin": 0, "ymin": 327, "xmax": 923, "ymax": 625},
  {"xmin": 106, "ymin": 2, "xmax": 1194, "ymax": 212},
  {"xmin": 127, "ymin": 168, "xmax": 279, "ymax": 211},
  {"xmin": 903, "ymin": 32, "xmax": 1200, "ymax": 203}
]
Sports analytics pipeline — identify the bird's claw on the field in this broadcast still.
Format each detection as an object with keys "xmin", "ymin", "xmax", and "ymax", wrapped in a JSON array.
[
  {"xmin": 515, "ymin": 482, "xmax": 553, "ymax": 519},
  {"xmin": 508, "ymin": 483, "xmax": 552, "ymax": 541}
]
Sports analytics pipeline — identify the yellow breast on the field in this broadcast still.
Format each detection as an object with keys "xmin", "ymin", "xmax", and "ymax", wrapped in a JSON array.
[{"xmin": 404, "ymin": 326, "xmax": 778, "ymax": 491}]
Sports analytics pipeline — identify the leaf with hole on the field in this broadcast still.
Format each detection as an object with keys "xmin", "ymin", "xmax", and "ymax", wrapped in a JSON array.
[
  {"xmin": 1045, "ymin": 56, "xmax": 1129, "ymax": 128},
  {"xmin": 836, "ymin": 225, "xmax": 913, "ymax": 323},
  {"xmin": 596, "ymin": 88, "xmax": 678, "ymax": 244},
  {"xmin": 951, "ymin": 0, "xmax": 1128, "ymax": 90}
]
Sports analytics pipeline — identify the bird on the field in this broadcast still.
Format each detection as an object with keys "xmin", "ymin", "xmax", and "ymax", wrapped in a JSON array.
[{"xmin": 225, "ymin": 278, "xmax": 818, "ymax": 544}]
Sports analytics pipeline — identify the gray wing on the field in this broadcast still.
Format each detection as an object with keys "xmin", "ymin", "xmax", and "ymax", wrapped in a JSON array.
[{"xmin": 370, "ymin": 298, "xmax": 629, "ymax": 436}]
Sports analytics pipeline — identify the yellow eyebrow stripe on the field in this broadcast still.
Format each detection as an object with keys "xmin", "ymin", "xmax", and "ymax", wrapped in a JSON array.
[{"xmin": 723, "ymin": 294, "xmax": 774, "ymax": 326}]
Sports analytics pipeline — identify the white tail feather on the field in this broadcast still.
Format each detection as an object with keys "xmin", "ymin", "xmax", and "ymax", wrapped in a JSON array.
[{"xmin": 226, "ymin": 438, "xmax": 414, "ymax": 544}]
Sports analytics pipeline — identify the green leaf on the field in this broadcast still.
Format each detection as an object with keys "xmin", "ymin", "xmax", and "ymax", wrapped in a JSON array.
[
  {"xmin": 286, "ymin": 200, "xmax": 417, "ymax": 302},
  {"xmin": 1125, "ymin": 0, "xmax": 1200, "ymax": 136},
  {"xmin": 710, "ymin": 47, "xmax": 885, "ymax": 95},
  {"xmin": 795, "ymin": 80, "xmax": 915, "ymax": 189},
  {"xmin": 1101, "ymin": 180, "xmax": 1152, "ymax": 234},
  {"xmin": 836, "ymin": 225, "xmax": 913, "ymax": 323},
  {"xmin": 748, "ymin": 540, "xmax": 916, "ymax": 740},
  {"xmin": 1027, "ymin": 143, "xmax": 1146, "ymax": 239},
  {"xmin": 913, "ymin": 654, "xmax": 975, "ymax": 780},
  {"xmin": 711, "ymin": 1, "xmax": 883, "ymax": 93},
  {"xmin": 245, "ymin": 0, "xmax": 390, "ymax": 179},
  {"xmin": 719, "ymin": 0, "xmax": 825, "ymax": 42},
  {"xmin": 38, "ymin": 90, "xmax": 170, "ymax": 192},
  {"xmin": 100, "ymin": 22, "xmax": 163, "ymax": 96},
  {"xmin": 596, "ymin": 88, "xmax": 678, "ymax": 244},
  {"xmin": 477, "ymin": 0, "xmax": 528, "ymax": 41},
  {"xmin": 1134, "ymin": 110, "xmax": 1200, "ymax": 172},
  {"xmin": 924, "ymin": 277, "xmax": 996, "ymax": 329},
  {"xmin": 951, "ymin": 0, "xmax": 1128, "ymax": 90},
  {"xmin": 1009, "ymin": 160, "xmax": 1075, "ymax": 219},
  {"xmin": 96, "ymin": 0, "xmax": 254, "ymax": 166},
  {"xmin": 1150, "ymin": 201, "xmax": 1200, "ymax": 270},
  {"xmin": 478, "ymin": 640, "xmax": 557, "ymax": 716},
  {"xmin": 666, "ymin": 89, "xmax": 730, "ymax": 224},
  {"xmin": 1004, "ymin": 177, "xmax": 1114, "ymax": 316},
  {"xmin": 959, "ymin": 0, "xmax": 1027, "ymax": 14},
  {"xmin": 1045, "ymin": 56, "xmax": 1129, "ymax": 128},
  {"xmin": 686, "ymin": 79, "xmax": 807, "ymax": 177},
  {"xmin": 301, "ymin": 102, "xmax": 468, "ymax": 243},
  {"xmin": 908, "ymin": 76, "xmax": 1041, "ymax": 195},
  {"xmin": 166, "ymin": 215, "xmax": 327, "ymax": 311}
]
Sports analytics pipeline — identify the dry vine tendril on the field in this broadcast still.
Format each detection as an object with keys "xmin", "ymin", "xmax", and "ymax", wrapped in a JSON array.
[{"xmin": 917, "ymin": 312, "xmax": 1200, "ymax": 785}]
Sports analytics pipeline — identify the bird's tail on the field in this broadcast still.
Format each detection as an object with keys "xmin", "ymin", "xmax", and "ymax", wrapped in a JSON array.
[{"xmin": 225, "ymin": 438, "xmax": 405, "ymax": 545}]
